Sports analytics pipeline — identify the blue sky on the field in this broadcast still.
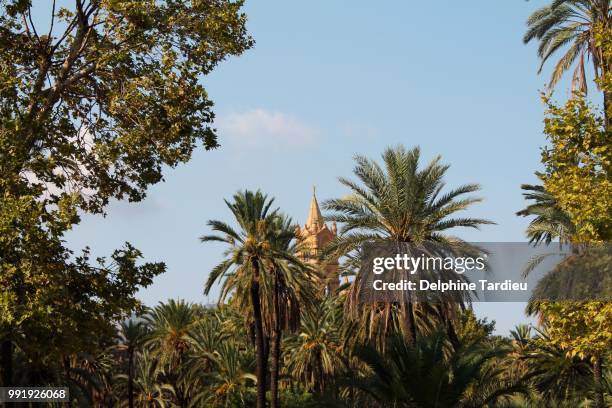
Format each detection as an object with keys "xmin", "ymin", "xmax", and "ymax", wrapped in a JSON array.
[{"xmin": 61, "ymin": 1, "xmax": 586, "ymax": 334}]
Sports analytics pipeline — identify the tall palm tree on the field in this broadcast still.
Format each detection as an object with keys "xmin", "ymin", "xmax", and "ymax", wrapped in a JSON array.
[
  {"xmin": 260, "ymin": 214, "xmax": 319, "ymax": 408},
  {"xmin": 324, "ymin": 145, "xmax": 492, "ymax": 345},
  {"xmin": 523, "ymin": 0, "xmax": 612, "ymax": 123},
  {"xmin": 202, "ymin": 190, "xmax": 282, "ymax": 408},
  {"xmin": 116, "ymin": 319, "xmax": 149, "ymax": 408}
]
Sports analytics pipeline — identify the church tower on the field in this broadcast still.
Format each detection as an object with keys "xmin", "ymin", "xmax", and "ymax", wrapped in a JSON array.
[{"xmin": 296, "ymin": 187, "xmax": 339, "ymax": 293}]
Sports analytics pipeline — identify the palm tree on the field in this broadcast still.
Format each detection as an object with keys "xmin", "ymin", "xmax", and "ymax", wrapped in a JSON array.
[
  {"xmin": 195, "ymin": 341, "xmax": 257, "ymax": 407},
  {"xmin": 116, "ymin": 319, "xmax": 149, "ymax": 408},
  {"xmin": 284, "ymin": 297, "xmax": 346, "ymax": 396},
  {"xmin": 506, "ymin": 325, "xmax": 594, "ymax": 402},
  {"xmin": 517, "ymin": 185, "xmax": 609, "ymax": 407},
  {"xmin": 129, "ymin": 351, "xmax": 175, "ymax": 408},
  {"xmin": 516, "ymin": 183, "xmax": 575, "ymax": 245},
  {"xmin": 201, "ymin": 190, "xmax": 282, "ymax": 408},
  {"xmin": 324, "ymin": 145, "xmax": 492, "ymax": 345},
  {"xmin": 346, "ymin": 330, "xmax": 526, "ymax": 407},
  {"xmin": 183, "ymin": 305, "xmax": 259, "ymax": 407},
  {"xmin": 264, "ymin": 214, "xmax": 318, "ymax": 408},
  {"xmin": 58, "ymin": 350, "xmax": 117, "ymax": 407},
  {"xmin": 523, "ymin": 0, "xmax": 612, "ymax": 123},
  {"xmin": 516, "ymin": 183, "xmax": 577, "ymax": 299},
  {"xmin": 145, "ymin": 299, "xmax": 196, "ymax": 407},
  {"xmin": 185, "ymin": 310, "xmax": 230, "ymax": 374}
]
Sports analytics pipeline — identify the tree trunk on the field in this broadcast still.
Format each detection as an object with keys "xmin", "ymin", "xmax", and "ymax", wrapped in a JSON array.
[
  {"xmin": 401, "ymin": 302, "xmax": 417, "ymax": 345},
  {"xmin": 270, "ymin": 275, "xmax": 282, "ymax": 408},
  {"xmin": 270, "ymin": 330, "xmax": 281, "ymax": 408},
  {"xmin": 446, "ymin": 319, "xmax": 460, "ymax": 350},
  {"xmin": 593, "ymin": 355, "xmax": 605, "ymax": 408},
  {"xmin": 128, "ymin": 349, "xmax": 134, "ymax": 408},
  {"xmin": 263, "ymin": 336, "xmax": 270, "ymax": 380},
  {"xmin": 63, "ymin": 356, "xmax": 73, "ymax": 408},
  {"xmin": 441, "ymin": 305, "xmax": 460, "ymax": 349},
  {"xmin": 313, "ymin": 350, "xmax": 323, "ymax": 395},
  {"xmin": 251, "ymin": 260, "xmax": 267, "ymax": 408},
  {"xmin": 604, "ymin": 89, "xmax": 611, "ymax": 131},
  {"xmin": 1, "ymin": 339, "xmax": 13, "ymax": 386}
]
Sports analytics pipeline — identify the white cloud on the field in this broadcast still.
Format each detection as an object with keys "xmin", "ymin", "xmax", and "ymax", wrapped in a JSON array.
[
  {"xmin": 106, "ymin": 196, "xmax": 165, "ymax": 218},
  {"xmin": 216, "ymin": 109, "xmax": 318, "ymax": 147}
]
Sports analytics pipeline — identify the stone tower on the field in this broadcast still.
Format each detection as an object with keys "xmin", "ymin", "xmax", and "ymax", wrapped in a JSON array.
[{"xmin": 296, "ymin": 187, "xmax": 339, "ymax": 293}]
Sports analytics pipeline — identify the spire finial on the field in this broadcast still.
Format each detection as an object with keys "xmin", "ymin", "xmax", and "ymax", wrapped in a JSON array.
[{"xmin": 306, "ymin": 186, "xmax": 323, "ymax": 230}]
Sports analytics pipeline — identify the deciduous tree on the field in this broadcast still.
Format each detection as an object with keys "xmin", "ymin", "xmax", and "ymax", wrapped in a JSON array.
[{"xmin": 0, "ymin": 0, "xmax": 252, "ymax": 386}]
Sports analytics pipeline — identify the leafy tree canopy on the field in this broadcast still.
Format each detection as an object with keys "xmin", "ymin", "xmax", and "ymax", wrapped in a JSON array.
[
  {"xmin": 0, "ymin": 0, "xmax": 253, "ymax": 213},
  {"xmin": 520, "ymin": 24, "xmax": 612, "ymax": 408},
  {"xmin": 538, "ymin": 302, "xmax": 612, "ymax": 361},
  {"xmin": 0, "ymin": 189, "xmax": 165, "ymax": 361},
  {"xmin": 0, "ymin": 0, "xmax": 253, "ymax": 371},
  {"xmin": 540, "ymin": 93, "xmax": 611, "ymax": 242}
]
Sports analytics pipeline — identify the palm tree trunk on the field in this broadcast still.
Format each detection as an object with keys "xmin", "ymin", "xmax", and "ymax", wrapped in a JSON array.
[
  {"xmin": 63, "ymin": 356, "xmax": 73, "ymax": 408},
  {"xmin": 440, "ymin": 305, "xmax": 460, "ymax": 349},
  {"xmin": 270, "ymin": 275, "xmax": 281, "ymax": 408},
  {"xmin": 0, "ymin": 339, "xmax": 12, "ymax": 386},
  {"xmin": 401, "ymin": 302, "xmax": 417, "ymax": 345},
  {"xmin": 604, "ymin": 89, "xmax": 611, "ymax": 131},
  {"xmin": 251, "ymin": 260, "xmax": 267, "ymax": 408},
  {"xmin": 446, "ymin": 319, "xmax": 460, "ymax": 349},
  {"xmin": 270, "ymin": 330, "xmax": 281, "ymax": 408},
  {"xmin": 313, "ymin": 350, "xmax": 325, "ymax": 395},
  {"xmin": 128, "ymin": 349, "xmax": 134, "ymax": 408},
  {"xmin": 264, "ymin": 336, "xmax": 270, "ymax": 378},
  {"xmin": 601, "ymin": 45, "xmax": 611, "ymax": 132},
  {"xmin": 593, "ymin": 355, "xmax": 604, "ymax": 408}
]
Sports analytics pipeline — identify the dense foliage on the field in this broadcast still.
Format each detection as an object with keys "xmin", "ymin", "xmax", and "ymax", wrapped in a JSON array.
[
  {"xmin": 0, "ymin": 0, "xmax": 253, "ymax": 391},
  {"xmin": 518, "ymin": 10, "xmax": 612, "ymax": 408},
  {"xmin": 0, "ymin": 1, "xmax": 610, "ymax": 407},
  {"xmin": 0, "ymin": 0, "xmax": 253, "ymax": 212},
  {"xmin": 5, "ymin": 297, "xmax": 609, "ymax": 407},
  {"xmin": 3, "ymin": 147, "xmax": 610, "ymax": 407}
]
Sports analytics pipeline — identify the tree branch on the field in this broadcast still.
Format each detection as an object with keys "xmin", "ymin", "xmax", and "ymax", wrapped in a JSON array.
[
  {"xmin": 46, "ymin": 0, "xmax": 57, "ymax": 47},
  {"xmin": 26, "ymin": 5, "xmax": 39, "ymax": 40},
  {"xmin": 37, "ymin": 3, "xmax": 99, "ymax": 120}
]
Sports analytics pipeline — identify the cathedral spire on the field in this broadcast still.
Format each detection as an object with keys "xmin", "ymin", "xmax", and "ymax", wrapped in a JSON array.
[
  {"xmin": 306, "ymin": 186, "xmax": 323, "ymax": 230},
  {"xmin": 297, "ymin": 186, "xmax": 339, "ymax": 293}
]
